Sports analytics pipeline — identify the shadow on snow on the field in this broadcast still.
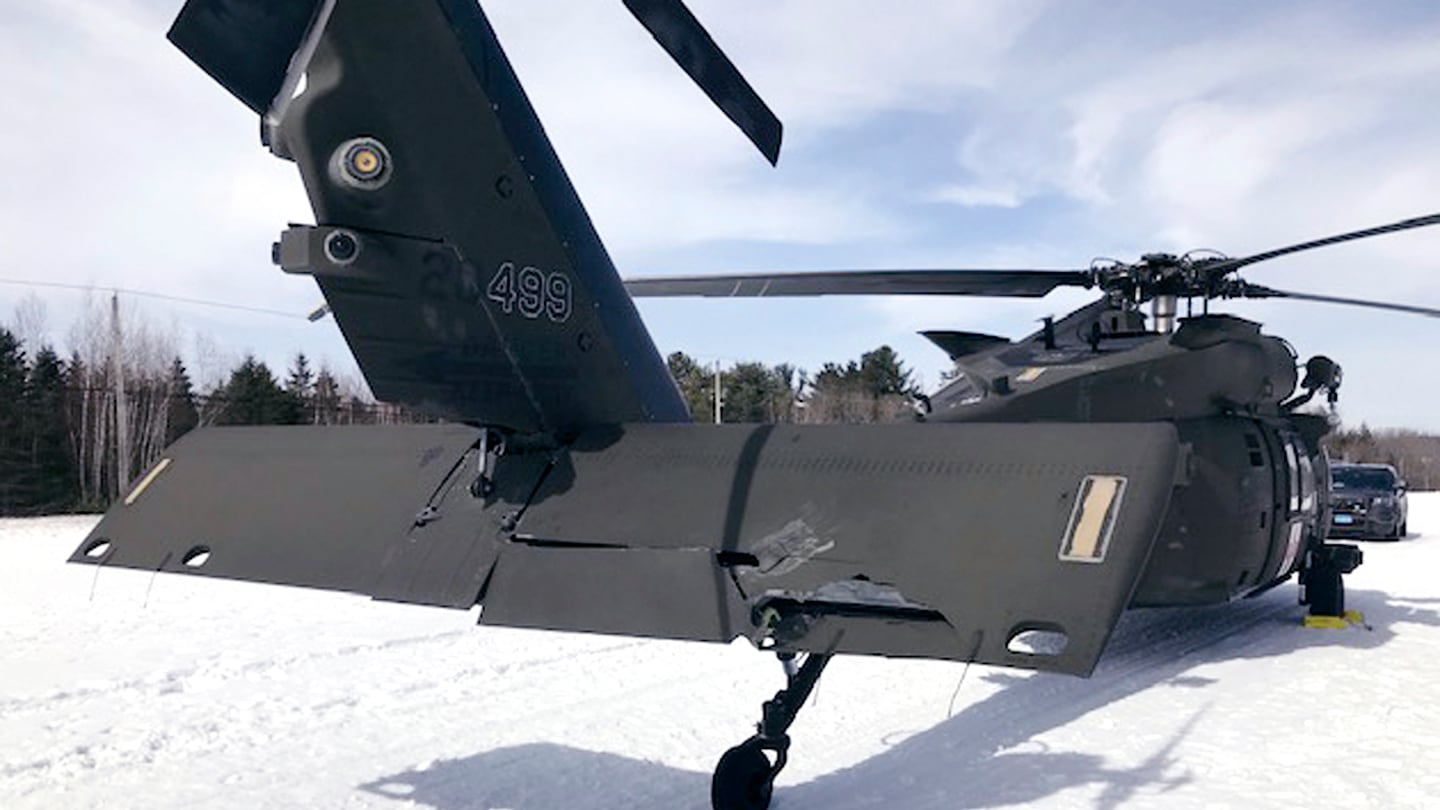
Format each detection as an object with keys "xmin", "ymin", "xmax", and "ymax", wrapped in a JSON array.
[{"xmin": 359, "ymin": 585, "xmax": 1440, "ymax": 810}]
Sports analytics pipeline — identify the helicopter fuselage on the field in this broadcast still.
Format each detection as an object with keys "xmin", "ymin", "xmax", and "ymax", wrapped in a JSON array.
[{"xmin": 928, "ymin": 305, "xmax": 1330, "ymax": 608}]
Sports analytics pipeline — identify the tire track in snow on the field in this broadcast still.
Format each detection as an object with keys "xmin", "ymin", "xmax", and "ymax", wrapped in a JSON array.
[
  {"xmin": 0, "ymin": 625, "xmax": 659, "ymax": 720},
  {"xmin": 0, "ymin": 628, "xmax": 700, "ymax": 801},
  {"xmin": 0, "ymin": 627, "xmax": 476, "ymax": 716}
]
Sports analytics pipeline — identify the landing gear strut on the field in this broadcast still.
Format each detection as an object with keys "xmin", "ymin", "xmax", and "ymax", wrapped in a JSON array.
[
  {"xmin": 711, "ymin": 651, "xmax": 832, "ymax": 810},
  {"xmin": 1302, "ymin": 543, "xmax": 1363, "ymax": 617}
]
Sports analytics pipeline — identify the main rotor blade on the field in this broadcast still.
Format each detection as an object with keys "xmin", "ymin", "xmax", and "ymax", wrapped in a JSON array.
[
  {"xmin": 168, "ymin": 0, "xmax": 325, "ymax": 113},
  {"xmin": 623, "ymin": 269, "xmax": 1093, "ymax": 298},
  {"xmin": 1233, "ymin": 283, "xmax": 1440, "ymax": 318},
  {"xmin": 1213, "ymin": 212, "xmax": 1440, "ymax": 274},
  {"xmin": 623, "ymin": 0, "xmax": 783, "ymax": 165}
]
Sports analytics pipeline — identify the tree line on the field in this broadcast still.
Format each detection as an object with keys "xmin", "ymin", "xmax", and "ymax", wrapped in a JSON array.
[
  {"xmin": 0, "ymin": 325, "xmax": 426, "ymax": 516},
  {"xmin": 4, "ymin": 298, "xmax": 1437, "ymax": 516},
  {"xmin": 1324, "ymin": 425, "xmax": 1440, "ymax": 491},
  {"xmin": 0, "ymin": 316, "xmax": 925, "ymax": 515},
  {"xmin": 666, "ymin": 344, "xmax": 920, "ymax": 424}
]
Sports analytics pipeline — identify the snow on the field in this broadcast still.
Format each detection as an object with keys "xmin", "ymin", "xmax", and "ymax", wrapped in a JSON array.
[{"xmin": 4, "ymin": 498, "xmax": 1440, "ymax": 809}]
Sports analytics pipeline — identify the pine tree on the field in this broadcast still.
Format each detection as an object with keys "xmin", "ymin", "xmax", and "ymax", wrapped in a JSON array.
[
  {"xmin": 803, "ymin": 360, "xmax": 868, "ymax": 423},
  {"xmin": 215, "ymin": 356, "xmax": 303, "ymax": 426},
  {"xmin": 666, "ymin": 351, "xmax": 713, "ymax": 422},
  {"xmin": 165, "ymin": 357, "xmax": 199, "ymax": 445},
  {"xmin": 800, "ymin": 346, "xmax": 917, "ymax": 423},
  {"xmin": 22, "ymin": 347, "xmax": 77, "ymax": 513},
  {"xmin": 721, "ymin": 362, "xmax": 798, "ymax": 423},
  {"xmin": 859, "ymin": 345, "xmax": 915, "ymax": 397},
  {"xmin": 286, "ymin": 352, "xmax": 314, "ymax": 397},
  {"xmin": 0, "ymin": 329, "xmax": 29, "ymax": 514},
  {"xmin": 285, "ymin": 352, "xmax": 316, "ymax": 424}
]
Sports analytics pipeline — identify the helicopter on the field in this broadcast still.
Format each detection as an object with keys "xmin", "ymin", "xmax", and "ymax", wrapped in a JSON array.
[{"xmin": 65, "ymin": 1, "xmax": 1440, "ymax": 809}]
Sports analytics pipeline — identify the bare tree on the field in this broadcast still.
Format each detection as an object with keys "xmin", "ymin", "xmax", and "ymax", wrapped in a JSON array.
[
  {"xmin": 8, "ymin": 292, "xmax": 49, "ymax": 353},
  {"xmin": 64, "ymin": 295, "xmax": 182, "ymax": 503}
]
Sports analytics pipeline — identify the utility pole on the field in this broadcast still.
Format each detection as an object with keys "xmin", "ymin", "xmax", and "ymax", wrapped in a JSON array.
[
  {"xmin": 111, "ymin": 293, "xmax": 129, "ymax": 498},
  {"xmin": 713, "ymin": 358, "xmax": 722, "ymax": 424}
]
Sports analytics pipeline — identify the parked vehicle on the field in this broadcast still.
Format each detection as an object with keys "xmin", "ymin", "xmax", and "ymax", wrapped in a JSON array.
[{"xmin": 1328, "ymin": 463, "xmax": 1408, "ymax": 540}]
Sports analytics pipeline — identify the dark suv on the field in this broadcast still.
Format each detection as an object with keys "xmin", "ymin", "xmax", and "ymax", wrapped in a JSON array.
[{"xmin": 1328, "ymin": 463, "xmax": 1408, "ymax": 540}]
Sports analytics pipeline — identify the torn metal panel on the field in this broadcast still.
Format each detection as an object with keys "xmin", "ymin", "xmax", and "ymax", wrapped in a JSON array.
[
  {"xmin": 762, "ymin": 613, "xmax": 962, "ymax": 662},
  {"xmin": 745, "ymin": 517, "xmax": 836, "ymax": 578},
  {"xmin": 805, "ymin": 579, "xmax": 935, "ymax": 611}
]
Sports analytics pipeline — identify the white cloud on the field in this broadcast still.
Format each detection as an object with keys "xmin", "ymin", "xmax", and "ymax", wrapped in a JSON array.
[
  {"xmin": 925, "ymin": 184, "xmax": 1023, "ymax": 208},
  {"xmin": 484, "ymin": 0, "xmax": 1053, "ymax": 255}
]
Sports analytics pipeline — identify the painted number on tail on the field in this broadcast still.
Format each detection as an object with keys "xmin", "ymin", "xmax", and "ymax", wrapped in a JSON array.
[{"xmin": 487, "ymin": 262, "xmax": 572, "ymax": 323}]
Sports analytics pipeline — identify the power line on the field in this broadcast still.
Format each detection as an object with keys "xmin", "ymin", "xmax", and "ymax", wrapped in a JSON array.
[{"xmin": 0, "ymin": 277, "xmax": 310, "ymax": 320}]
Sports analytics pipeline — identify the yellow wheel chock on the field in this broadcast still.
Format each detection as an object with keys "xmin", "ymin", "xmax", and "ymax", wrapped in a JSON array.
[{"xmin": 1302, "ymin": 610, "xmax": 1365, "ymax": 630}]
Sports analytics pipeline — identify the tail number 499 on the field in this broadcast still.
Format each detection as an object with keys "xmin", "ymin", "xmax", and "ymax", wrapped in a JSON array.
[{"xmin": 486, "ymin": 262, "xmax": 573, "ymax": 323}]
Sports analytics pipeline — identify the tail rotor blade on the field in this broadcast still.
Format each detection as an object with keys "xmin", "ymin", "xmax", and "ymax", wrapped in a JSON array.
[{"xmin": 623, "ymin": 0, "xmax": 783, "ymax": 165}]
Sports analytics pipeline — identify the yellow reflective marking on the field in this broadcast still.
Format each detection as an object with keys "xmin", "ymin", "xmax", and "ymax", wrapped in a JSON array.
[
  {"xmin": 1070, "ymin": 478, "xmax": 1117, "ymax": 557},
  {"xmin": 1060, "ymin": 475, "xmax": 1126, "ymax": 562},
  {"xmin": 1016, "ymin": 367, "xmax": 1045, "ymax": 383},
  {"xmin": 123, "ymin": 457, "xmax": 171, "ymax": 506}
]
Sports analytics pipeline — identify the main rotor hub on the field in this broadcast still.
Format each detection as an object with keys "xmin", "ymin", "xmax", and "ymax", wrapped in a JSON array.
[{"xmin": 1092, "ymin": 252, "xmax": 1239, "ymax": 311}]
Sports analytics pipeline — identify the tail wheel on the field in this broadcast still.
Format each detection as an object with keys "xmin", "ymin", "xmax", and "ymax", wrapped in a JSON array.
[{"xmin": 712, "ymin": 740, "xmax": 775, "ymax": 810}]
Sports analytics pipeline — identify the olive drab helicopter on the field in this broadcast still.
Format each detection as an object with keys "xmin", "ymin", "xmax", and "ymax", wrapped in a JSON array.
[{"xmin": 67, "ymin": 1, "xmax": 1440, "ymax": 808}]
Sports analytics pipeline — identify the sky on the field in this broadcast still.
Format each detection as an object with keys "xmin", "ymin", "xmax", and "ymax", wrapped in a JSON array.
[{"xmin": 3, "ymin": 0, "xmax": 1440, "ymax": 427}]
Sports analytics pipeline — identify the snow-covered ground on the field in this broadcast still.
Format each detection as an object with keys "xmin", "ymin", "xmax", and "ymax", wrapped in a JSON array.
[{"xmin": 4, "ymin": 497, "xmax": 1440, "ymax": 810}]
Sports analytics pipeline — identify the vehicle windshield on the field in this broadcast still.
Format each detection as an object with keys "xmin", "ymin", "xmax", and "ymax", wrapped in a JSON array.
[{"xmin": 1331, "ymin": 467, "xmax": 1396, "ymax": 490}]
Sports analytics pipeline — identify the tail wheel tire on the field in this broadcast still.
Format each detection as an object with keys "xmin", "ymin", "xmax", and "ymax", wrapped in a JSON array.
[{"xmin": 712, "ymin": 741, "xmax": 775, "ymax": 810}]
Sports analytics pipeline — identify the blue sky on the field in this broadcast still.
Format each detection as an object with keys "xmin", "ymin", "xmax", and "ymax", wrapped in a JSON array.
[{"xmin": 3, "ymin": 0, "xmax": 1440, "ymax": 428}]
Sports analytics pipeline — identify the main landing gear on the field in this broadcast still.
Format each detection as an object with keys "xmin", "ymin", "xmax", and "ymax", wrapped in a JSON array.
[
  {"xmin": 711, "ymin": 651, "xmax": 833, "ymax": 810},
  {"xmin": 1301, "ymin": 542, "xmax": 1363, "ymax": 621}
]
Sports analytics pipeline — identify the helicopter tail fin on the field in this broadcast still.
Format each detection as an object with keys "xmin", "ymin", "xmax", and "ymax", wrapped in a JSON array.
[{"xmin": 172, "ymin": 0, "xmax": 689, "ymax": 436}]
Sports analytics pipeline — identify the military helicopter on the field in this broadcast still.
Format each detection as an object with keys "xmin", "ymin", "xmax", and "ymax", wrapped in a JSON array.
[{"xmin": 67, "ymin": 1, "xmax": 1440, "ymax": 808}]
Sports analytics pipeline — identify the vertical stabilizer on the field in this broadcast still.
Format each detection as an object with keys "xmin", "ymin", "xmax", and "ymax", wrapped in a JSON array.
[{"xmin": 175, "ymin": 0, "xmax": 690, "ymax": 435}]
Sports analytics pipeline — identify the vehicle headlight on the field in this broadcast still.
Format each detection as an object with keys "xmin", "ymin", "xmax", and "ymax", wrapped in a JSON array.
[{"xmin": 1372, "ymin": 495, "xmax": 1395, "ymax": 508}]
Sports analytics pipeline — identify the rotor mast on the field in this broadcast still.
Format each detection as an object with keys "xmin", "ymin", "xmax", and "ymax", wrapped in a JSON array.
[{"xmin": 1151, "ymin": 295, "xmax": 1178, "ymax": 334}]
